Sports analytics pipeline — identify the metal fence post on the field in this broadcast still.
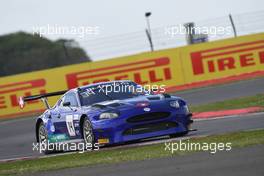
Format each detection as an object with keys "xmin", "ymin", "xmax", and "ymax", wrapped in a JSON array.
[{"xmin": 229, "ymin": 14, "xmax": 237, "ymax": 37}]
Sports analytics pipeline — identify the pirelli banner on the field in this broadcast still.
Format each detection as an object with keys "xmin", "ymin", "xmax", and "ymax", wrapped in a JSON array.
[{"xmin": 0, "ymin": 33, "xmax": 264, "ymax": 118}]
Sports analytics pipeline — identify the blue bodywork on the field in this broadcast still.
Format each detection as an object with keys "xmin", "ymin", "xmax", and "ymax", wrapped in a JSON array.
[{"xmin": 35, "ymin": 81, "xmax": 192, "ymax": 145}]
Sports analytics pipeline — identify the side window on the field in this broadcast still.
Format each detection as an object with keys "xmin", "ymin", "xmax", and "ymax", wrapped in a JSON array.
[{"xmin": 61, "ymin": 93, "xmax": 78, "ymax": 107}]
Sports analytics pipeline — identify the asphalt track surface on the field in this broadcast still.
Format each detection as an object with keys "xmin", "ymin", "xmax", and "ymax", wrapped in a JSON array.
[
  {"xmin": 31, "ymin": 144, "xmax": 264, "ymax": 176},
  {"xmin": 175, "ymin": 77, "xmax": 264, "ymax": 105},
  {"xmin": 0, "ymin": 77, "xmax": 263, "ymax": 161}
]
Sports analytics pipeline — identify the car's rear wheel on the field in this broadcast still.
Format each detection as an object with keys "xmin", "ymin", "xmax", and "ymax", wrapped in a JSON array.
[
  {"xmin": 38, "ymin": 122, "xmax": 58, "ymax": 154},
  {"xmin": 82, "ymin": 118, "xmax": 95, "ymax": 148},
  {"xmin": 38, "ymin": 122, "xmax": 50, "ymax": 154}
]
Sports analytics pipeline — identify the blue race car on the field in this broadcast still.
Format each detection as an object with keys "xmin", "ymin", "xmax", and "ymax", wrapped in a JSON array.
[{"xmin": 21, "ymin": 80, "xmax": 193, "ymax": 153}]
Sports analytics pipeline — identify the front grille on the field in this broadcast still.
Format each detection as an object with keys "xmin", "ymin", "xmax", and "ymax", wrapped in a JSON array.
[
  {"xmin": 127, "ymin": 112, "xmax": 170, "ymax": 123},
  {"xmin": 123, "ymin": 122, "xmax": 178, "ymax": 136}
]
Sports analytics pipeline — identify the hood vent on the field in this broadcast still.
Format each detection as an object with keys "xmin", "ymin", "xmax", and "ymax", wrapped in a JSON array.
[
  {"xmin": 92, "ymin": 104, "xmax": 106, "ymax": 109},
  {"xmin": 92, "ymin": 103, "xmax": 122, "ymax": 109},
  {"xmin": 147, "ymin": 96, "xmax": 161, "ymax": 100},
  {"xmin": 162, "ymin": 93, "xmax": 171, "ymax": 98},
  {"xmin": 107, "ymin": 103, "xmax": 122, "ymax": 107}
]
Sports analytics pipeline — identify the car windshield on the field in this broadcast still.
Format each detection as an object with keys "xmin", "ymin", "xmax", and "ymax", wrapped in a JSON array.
[{"xmin": 79, "ymin": 82, "xmax": 150, "ymax": 106}]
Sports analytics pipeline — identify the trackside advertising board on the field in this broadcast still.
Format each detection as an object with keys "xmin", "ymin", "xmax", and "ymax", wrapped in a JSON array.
[{"xmin": 0, "ymin": 33, "xmax": 264, "ymax": 118}]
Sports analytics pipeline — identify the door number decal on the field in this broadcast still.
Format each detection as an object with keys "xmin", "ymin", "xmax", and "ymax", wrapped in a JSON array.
[{"xmin": 66, "ymin": 115, "xmax": 76, "ymax": 136}]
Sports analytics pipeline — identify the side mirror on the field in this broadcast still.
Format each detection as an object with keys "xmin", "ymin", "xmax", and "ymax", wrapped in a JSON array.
[{"xmin": 63, "ymin": 102, "xmax": 71, "ymax": 106}]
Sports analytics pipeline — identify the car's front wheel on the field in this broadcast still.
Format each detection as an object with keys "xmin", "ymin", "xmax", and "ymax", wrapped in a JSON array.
[
  {"xmin": 169, "ymin": 131, "xmax": 188, "ymax": 138},
  {"xmin": 169, "ymin": 123, "xmax": 190, "ymax": 138}
]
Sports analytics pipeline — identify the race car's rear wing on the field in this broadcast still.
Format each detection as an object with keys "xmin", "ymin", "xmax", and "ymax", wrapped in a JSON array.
[{"xmin": 19, "ymin": 90, "xmax": 67, "ymax": 109}]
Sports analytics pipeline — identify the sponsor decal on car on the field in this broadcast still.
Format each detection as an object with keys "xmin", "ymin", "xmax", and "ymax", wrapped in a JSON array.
[
  {"xmin": 48, "ymin": 134, "xmax": 69, "ymax": 143},
  {"xmin": 66, "ymin": 115, "xmax": 76, "ymax": 136}
]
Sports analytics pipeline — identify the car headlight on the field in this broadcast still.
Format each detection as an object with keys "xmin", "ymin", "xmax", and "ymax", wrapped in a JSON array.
[
  {"xmin": 183, "ymin": 105, "xmax": 189, "ymax": 113},
  {"xmin": 170, "ymin": 100, "xmax": 180, "ymax": 108},
  {"xmin": 99, "ymin": 112, "xmax": 119, "ymax": 119}
]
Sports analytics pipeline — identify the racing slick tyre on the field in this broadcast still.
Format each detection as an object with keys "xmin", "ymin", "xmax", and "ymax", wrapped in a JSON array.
[
  {"xmin": 38, "ymin": 122, "xmax": 57, "ymax": 155},
  {"xmin": 169, "ymin": 124, "xmax": 190, "ymax": 138},
  {"xmin": 82, "ymin": 118, "xmax": 95, "ymax": 149},
  {"xmin": 170, "ymin": 119, "xmax": 193, "ymax": 138},
  {"xmin": 169, "ymin": 131, "xmax": 188, "ymax": 138}
]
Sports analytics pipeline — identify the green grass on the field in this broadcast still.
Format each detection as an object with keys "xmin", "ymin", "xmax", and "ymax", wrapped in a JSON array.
[
  {"xmin": 190, "ymin": 94, "xmax": 264, "ymax": 112},
  {"xmin": 1, "ymin": 129, "xmax": 264, "ymax": 176}
]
